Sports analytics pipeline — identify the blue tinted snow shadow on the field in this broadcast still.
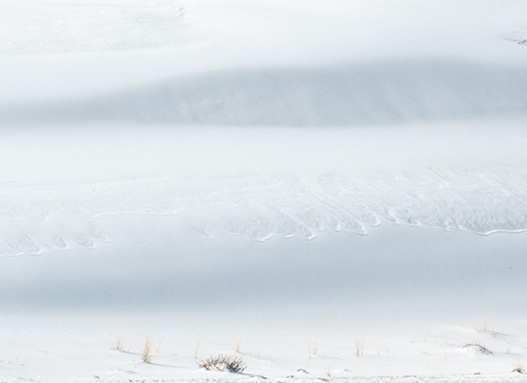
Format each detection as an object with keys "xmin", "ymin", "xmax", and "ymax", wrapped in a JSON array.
[
  {"xmin": 1, "ymin": 226, "xmax": 526, "ymax": 316},
  {"xmin": 1, "ymin": 59, "xmax": 527, "ymax": 127}
]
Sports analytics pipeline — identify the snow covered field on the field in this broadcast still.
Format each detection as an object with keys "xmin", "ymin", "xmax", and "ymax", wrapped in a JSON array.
[{"xmin": 1, "ymin": 1, "xmax": 527, "ymax": 382}]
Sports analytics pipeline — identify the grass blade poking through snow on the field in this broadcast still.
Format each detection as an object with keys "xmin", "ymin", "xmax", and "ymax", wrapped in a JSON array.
[{"xmin": 142, "ymin": 337, "xmax": 152, "ymax": 363}]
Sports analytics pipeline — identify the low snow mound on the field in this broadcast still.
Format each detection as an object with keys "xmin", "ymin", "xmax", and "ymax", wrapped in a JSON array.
[
  {"xmin": 504, "ymin": 29, "xmax": 527, "ymax": 46},
  {"xmin": 0, "ymin": 1, "xmax": 194, "ymax": 54},
  {"xmin": 3, "ymin": 59, "xmax": 527, "ymax": 126}
]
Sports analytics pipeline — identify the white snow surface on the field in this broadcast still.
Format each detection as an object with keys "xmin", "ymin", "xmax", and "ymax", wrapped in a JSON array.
[{"xmin": 1, "ymin": 1, "xmax": 527, "ymax": 382}]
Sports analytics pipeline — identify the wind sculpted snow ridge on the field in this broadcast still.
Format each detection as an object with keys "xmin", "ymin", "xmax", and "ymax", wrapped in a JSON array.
[
  {"xmin": 3, "ymin": 60, "xmax": 527, "ymax": 127},
  {"xmin": 1, "ymin": 167, "xmax": 526, "ymax": 255}
]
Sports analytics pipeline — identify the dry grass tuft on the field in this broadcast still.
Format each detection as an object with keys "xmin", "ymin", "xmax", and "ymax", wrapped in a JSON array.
[
  {"xmin": 474, "ymin": 317, "xmax": 494, "ymax": 333},
  {"xmin": 113, "ymin": 334, "xmax": 125, "ymax": 351},
  {"xmin": 142, "ymin": 337, "xmax": 152, "ymax": 363},
  {"xmin": 355, "ymin": 337, "xmax": 365, "ymax": 357},
  {"xmin": 308, "ymin": 341, "xmax": 318, "ymax": 358},
  {"xmin": 198, "ymin": 354, "xmax": 246, "ymax": 373},
  {"xmin": 235, "ymin": 338, "xmax": 242, "ymax": 353},
  {"xmin": 194, "ymin": 339, "xmax": 201, "ymax": 360},
  {"xmin": 326, "ymin": 364, "xmax": 334, "ymax": 377}
]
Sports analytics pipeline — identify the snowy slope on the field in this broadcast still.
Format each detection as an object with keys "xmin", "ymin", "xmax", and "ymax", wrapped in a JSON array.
[{"xmin": 1, "ymin": 0, "xmax": 527, "ymax": 382}]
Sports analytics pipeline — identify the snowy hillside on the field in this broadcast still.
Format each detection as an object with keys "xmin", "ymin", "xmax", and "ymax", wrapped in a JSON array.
[{"xmin": 1, "ymin": 1, "xmax": 527, "ymax": 382}]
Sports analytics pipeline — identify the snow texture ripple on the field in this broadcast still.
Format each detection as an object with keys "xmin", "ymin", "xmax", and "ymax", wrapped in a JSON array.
[{"xmin": 1, "ymin": 167, "xmax": 526, "ymax": 255}]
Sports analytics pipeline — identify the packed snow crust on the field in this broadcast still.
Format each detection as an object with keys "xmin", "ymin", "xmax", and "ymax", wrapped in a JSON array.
[{"xmin": 1, "ymin": 0, "xmax": 527, "ymax": 382}]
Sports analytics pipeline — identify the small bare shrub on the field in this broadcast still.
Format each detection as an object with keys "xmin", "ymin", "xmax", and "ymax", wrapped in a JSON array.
[
  {"xmin": 462, "ymin": 343, "xmax": 492, "ymax": 355},
  {"xmin": 513, "ymin": 361, "xmax": 525, "ymax": 374},
  {"xmin": 198, "ymin": 354, "xmax": 246, "ymax": 373}
]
